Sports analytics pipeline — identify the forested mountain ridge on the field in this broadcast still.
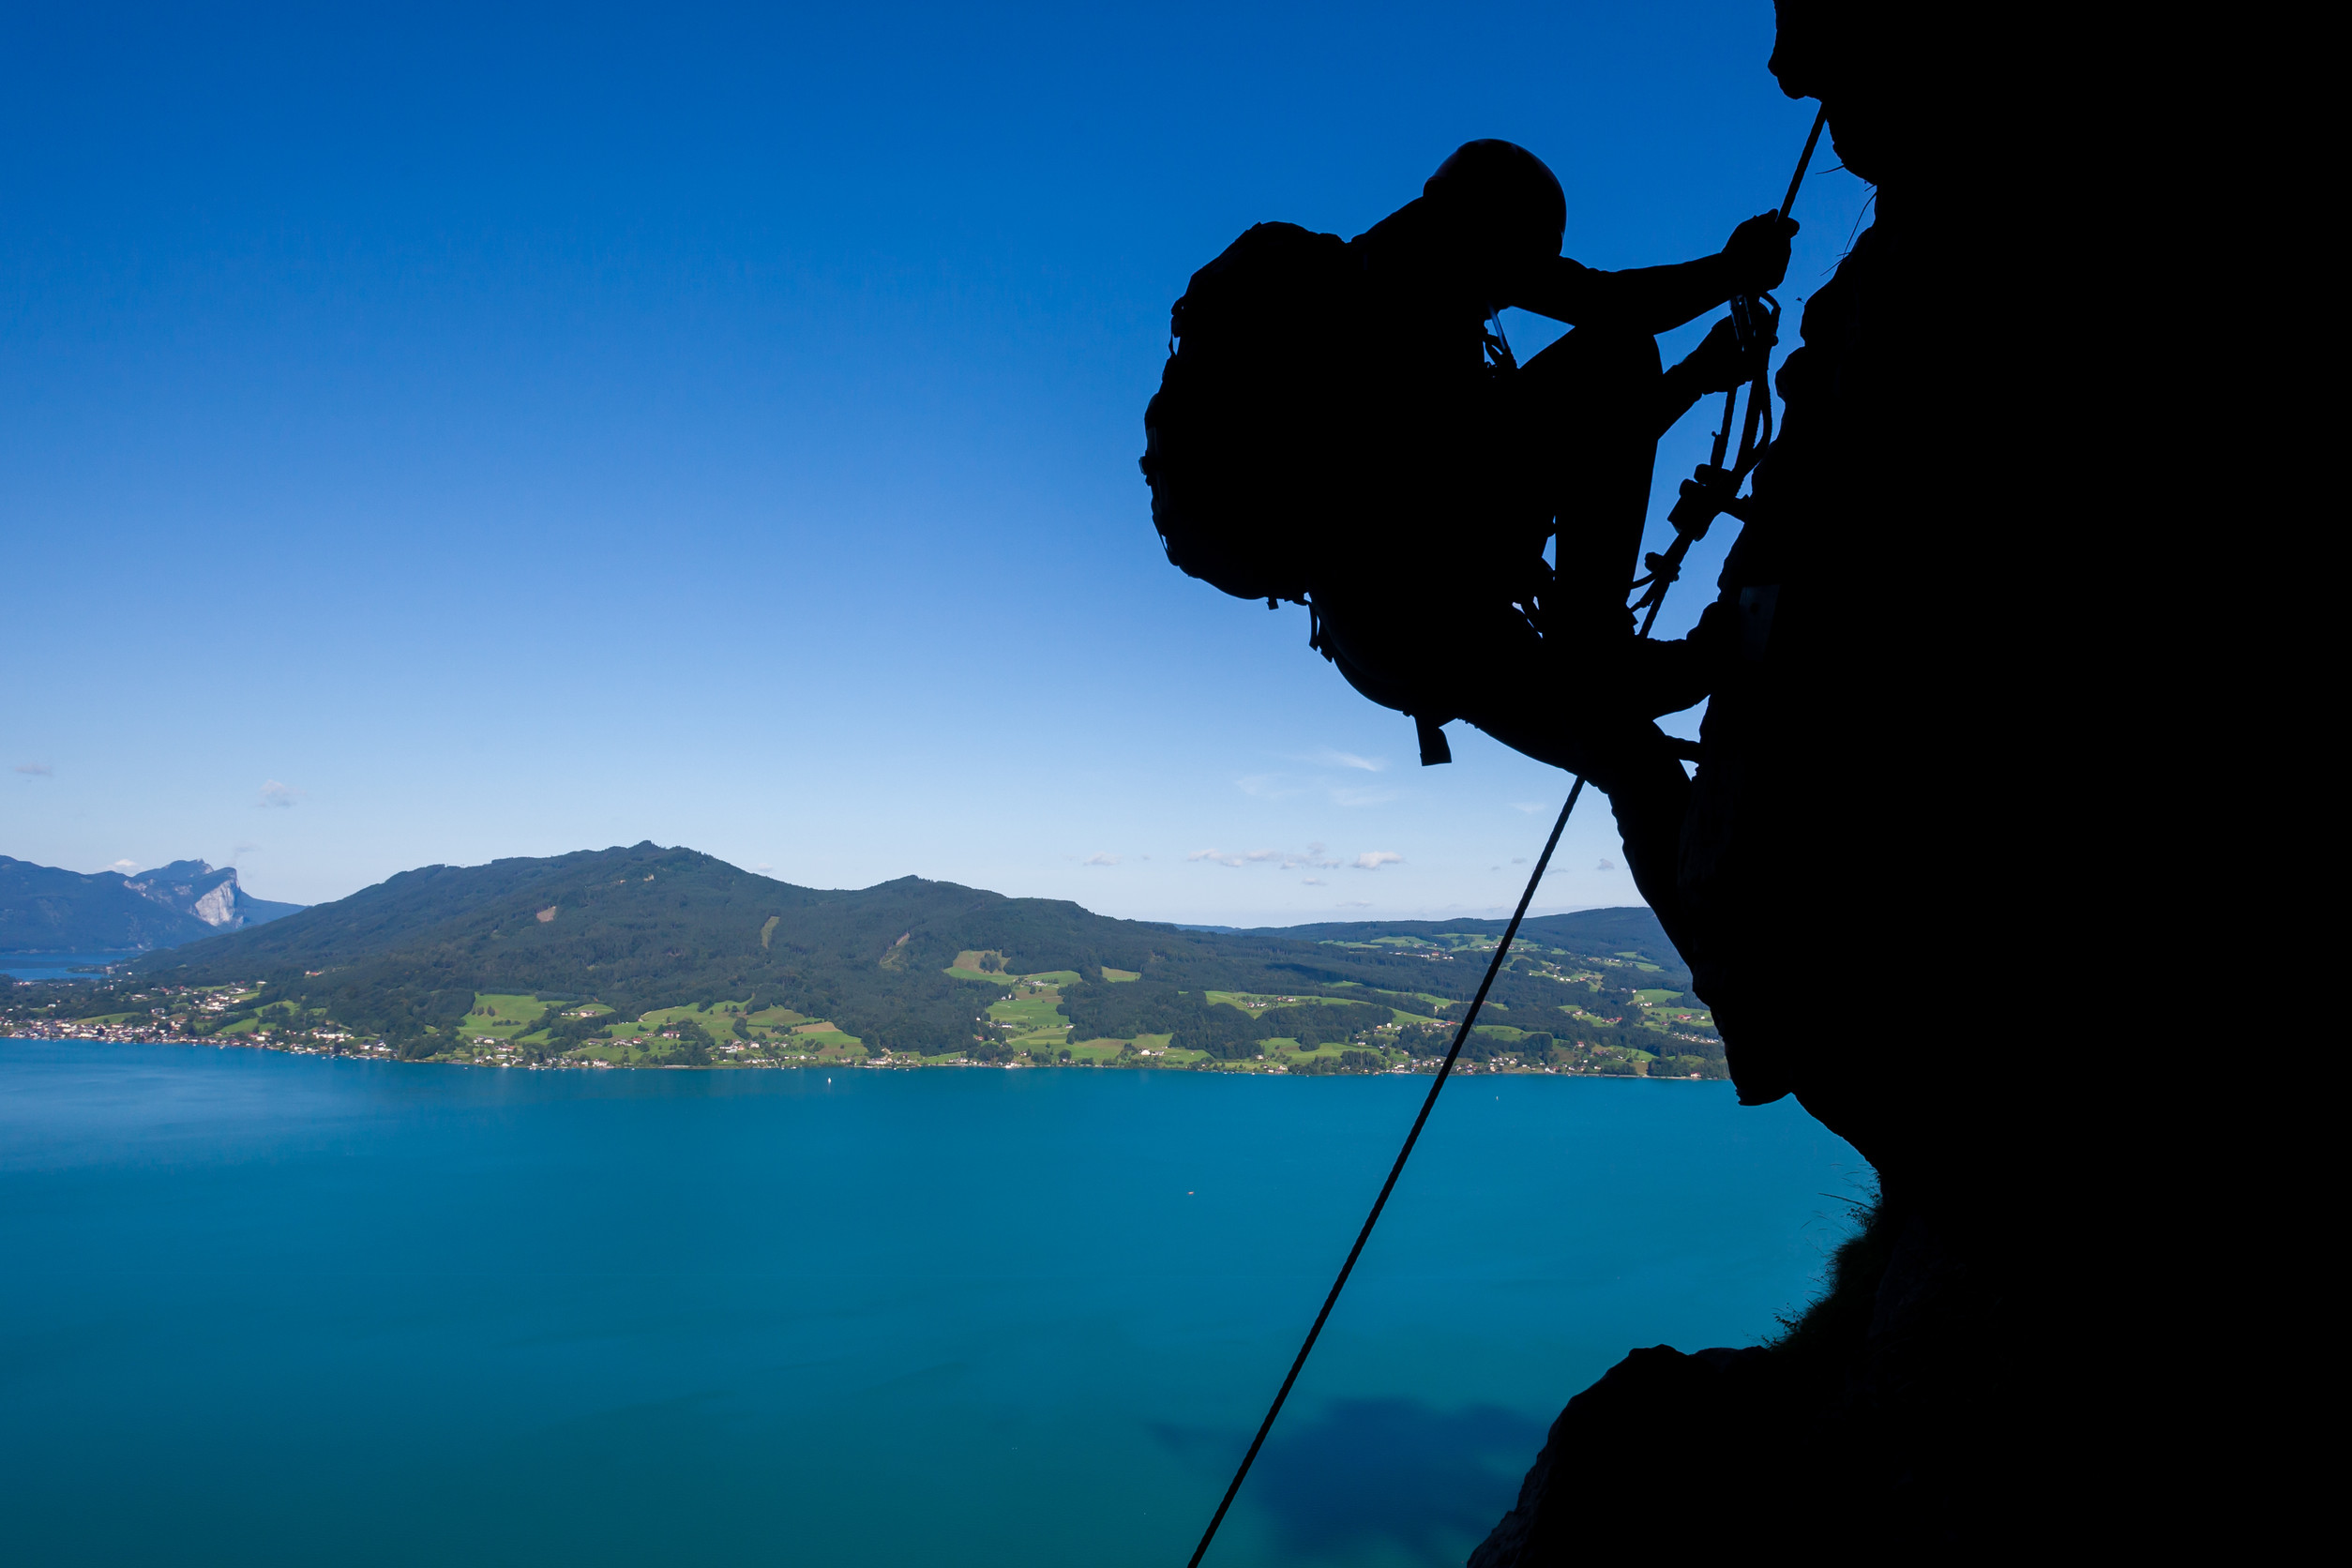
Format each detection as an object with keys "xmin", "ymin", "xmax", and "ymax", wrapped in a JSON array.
[{"xmin": 10, "ymin": 843, "xmax": 1720, "ymax": 1075}]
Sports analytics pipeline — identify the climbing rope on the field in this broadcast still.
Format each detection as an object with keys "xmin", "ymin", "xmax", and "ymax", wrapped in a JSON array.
[
  {"xmin": 1184, "ymin": 106, "xmax": 1830, "ymax": 1568},
  {"xmin": 1183, "ymin": 776, "xmax": 1583, "ymax": 1568}
]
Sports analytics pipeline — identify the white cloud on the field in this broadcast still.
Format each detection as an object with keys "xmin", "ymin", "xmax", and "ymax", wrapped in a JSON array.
[
  {"xmin": 107, "ymin": 858, "xmax": 139, "ymax": 873},
  {"xmin": 1235, "ymin": 774, "xmax": 1306, "ymax": 800},
  {"xmin": 1311, "ymin": 749, "xmax": 1386, "ymax": 773},
  {"xmin": 1596, "ymin": 857, "xmax": 1617, "ymax": 871},
  {"xmin": 1303, "ymin": 878, "xmax": 1328, "ymax": 886},
  {"xmin": 1189, "ymin": 847, "xmax": 1342, "ymax": 871},
  {"xmin": 1352, "ymin": 851, "xmax": 1404, "ymax": 870},
  {"xmin": 257, "ymin": 779, "xmax": 303, "ymax": 808},
  {"xmin": 1509, "ymin": 802, "xmax": 1545, "ymax": 814},
  {"xmin": 14, "ymin": 761, "xmax": 53, "ymax": 776},
  {"xmin": 1330, "ymin": 785, "xmax": 1400, "ymax": 807},
  {"xmin": 1082, "ymin": 852, "xmax": 1121, "ymax": 867}
]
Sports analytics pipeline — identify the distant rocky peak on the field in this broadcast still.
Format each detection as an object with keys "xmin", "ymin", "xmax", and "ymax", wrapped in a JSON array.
[
  {"xmin": 191, "ymin": 879, "xmax": 238, "ymax": 927},
  {"xmin": 124, "ymin": 861, "xmax": 244, "ymax": 927}
]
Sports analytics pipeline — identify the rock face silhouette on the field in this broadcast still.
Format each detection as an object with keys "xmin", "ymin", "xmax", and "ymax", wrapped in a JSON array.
[{"xmin": 1461, "ymin": 5, "xmax": 2090, "ymax": 1554}]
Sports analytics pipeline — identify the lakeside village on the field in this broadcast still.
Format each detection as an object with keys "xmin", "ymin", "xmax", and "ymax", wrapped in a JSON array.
[{"xmin": 3, "ymin": 955, "xmax": 1726, "ymax": 1079}]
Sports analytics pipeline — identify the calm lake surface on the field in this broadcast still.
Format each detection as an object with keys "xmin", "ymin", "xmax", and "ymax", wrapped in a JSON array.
[
  {"xmin": 0, "ymin": 1041, "xmax": 1866, "ymax": 1567},
  {"xmin": 0, "ymin": 951, "xmax": 140, "ymax": 981}
]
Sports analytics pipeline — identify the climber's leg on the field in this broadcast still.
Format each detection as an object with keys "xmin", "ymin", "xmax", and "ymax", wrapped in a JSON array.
[{"xmin": 1513, "ymin": 325, "xmax": 1666, "ymax": 639}]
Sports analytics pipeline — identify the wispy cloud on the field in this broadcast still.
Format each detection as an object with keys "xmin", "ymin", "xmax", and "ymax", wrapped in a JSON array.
[
  {"xmin": 1235, "ymin": 774, "xmax": 1308, "ymax": 801},
  {"xmin": 1303, "ymin": 878, "xmax": 1328, "ymax": 886},
  {"xmin": 233, "ymin": 842, "xmax": 262, "ymax": 857},
  {"xmin": 257, "ymin": 779, "xmax": 303, "ymax": 808},
  {"xmin": 1311, "ymin": 748, "xmax": 1386, "ymax": 773},
  {"xmin": 107, "ymin": 858, "xmax": 139, "ymax": 873},
  {"xmin": 1330, "ymin": 785, "xmax": 1400, "ymax": 807},
  {"xmin": 1596, "ymin": 857, "xmax": 1617, "ymax": 871},
  {"xmin": 14, "ymin": 761, "xmax": 53, "ymax": 776},
  {"xmin": 1509, "ymin": 801, "xmax": 1545, "ymax": 815},
  {"xmin": 1188, "ymin": 846, "xmax": 1343, "ymax": 871},
  {"xmin": 753, "ymin": 863, "xmax": 774, "ymax": 874},
  {"xmin": 1352, "ymin": 851, "xmax": 1404, "ymax": 870},
  {"xmin": 1082, "ymin": 852, "xmax": 1121, "ymax": 867},
  {"xmin": 1337, "ymin": 899, "xmax": 1372, "ymax": 909},
  {"xmin": 1189, "ymin": 849, "xmax": 1277, "ymax": 868}
]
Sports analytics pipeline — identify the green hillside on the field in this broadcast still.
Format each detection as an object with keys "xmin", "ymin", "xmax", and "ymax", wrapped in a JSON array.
[
  {"xmin": 1250, "ymin": 909, "xmax": 1687, "ymax": 978},
  {"xmin": 4, "ymin": 843, "xmax": 1726, "ymax": 1078}
]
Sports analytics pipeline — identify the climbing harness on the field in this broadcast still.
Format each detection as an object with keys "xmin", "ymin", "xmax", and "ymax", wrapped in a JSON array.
[{"xmin": 1184, "ymin": 105, "xmax": 1831, "ymax": 1568}]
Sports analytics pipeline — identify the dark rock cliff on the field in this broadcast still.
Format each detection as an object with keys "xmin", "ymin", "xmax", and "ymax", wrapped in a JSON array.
[{"xmin": 1468, "ymin": 4, "xmax": 2152, "ymax": 1553}]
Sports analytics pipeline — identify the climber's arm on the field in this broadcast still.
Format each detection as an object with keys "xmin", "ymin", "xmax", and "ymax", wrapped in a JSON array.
[
  {"xmin": 1509, "ymin": 214, "xmax": 1796, "ymax": 334},
  {"xmin": 1513, "ymin": 255, "xmax": 1732, "ymax": 334},
  {"xmin": 1651, "ymin": 312, "xmax": 1782, "ymax": 435}
]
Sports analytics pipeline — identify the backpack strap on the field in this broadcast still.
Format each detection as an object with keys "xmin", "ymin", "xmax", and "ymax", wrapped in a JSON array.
[{"xmin": 1413, "ymin": 714, "xmax": 1454, "ymax": 767}]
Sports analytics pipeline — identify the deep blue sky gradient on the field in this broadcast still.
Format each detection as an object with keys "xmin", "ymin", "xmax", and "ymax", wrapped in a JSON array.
[{"xmin": 2, "ymin": 2, "xmax": 1869, "ymax": 923}]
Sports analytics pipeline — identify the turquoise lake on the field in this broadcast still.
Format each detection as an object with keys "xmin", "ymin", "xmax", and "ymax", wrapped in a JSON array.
[{"xmin": 0, "ymin": 1041, "xmax": 1866, "ymax": 1567}]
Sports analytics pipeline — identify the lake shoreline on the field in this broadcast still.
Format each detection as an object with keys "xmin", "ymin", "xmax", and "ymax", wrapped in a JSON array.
[{"xmin": 0, "ymin": 1026, "xmax": 1716, "ymax": 1079}]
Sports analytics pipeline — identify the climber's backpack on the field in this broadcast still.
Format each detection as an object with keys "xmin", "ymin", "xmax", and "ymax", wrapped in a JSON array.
[{"xmin": 1139, "ymin": 222, "xmax": 1366, "ymax": 606}]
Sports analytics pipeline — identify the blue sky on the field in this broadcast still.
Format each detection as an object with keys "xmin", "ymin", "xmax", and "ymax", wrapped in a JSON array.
[{"xmin": 2, "ymin": 2, "xmax": 1868, "ymax": 926}]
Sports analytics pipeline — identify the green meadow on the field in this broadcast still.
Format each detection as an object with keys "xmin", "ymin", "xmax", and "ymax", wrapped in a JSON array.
[
  {"xmin": 400, "ymin": 952, "xmax": 1722, "ymax": 1076},
  {"xmin": 41, "ymin": 926, "xmax": 1730, "ymax": 1086}
]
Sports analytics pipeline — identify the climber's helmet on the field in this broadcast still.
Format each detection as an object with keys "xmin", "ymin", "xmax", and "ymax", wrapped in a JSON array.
[{"xmin": 1422, "ymin": 139, "xmax": 1567, "ymax": 292}]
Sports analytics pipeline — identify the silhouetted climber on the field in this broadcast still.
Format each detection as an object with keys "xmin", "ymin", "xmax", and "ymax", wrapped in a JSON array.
[
  {"xmin": 1145, "ymin": 141, "xmax": 1798, "ymax": 1050},
  {"xmin": 1314, "ymin": 141, "xmax": 1791, "ymax": 747},
  {"xmin": 1142, "ymin": 141, "xmax": 1794, "ymax": 794}
]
